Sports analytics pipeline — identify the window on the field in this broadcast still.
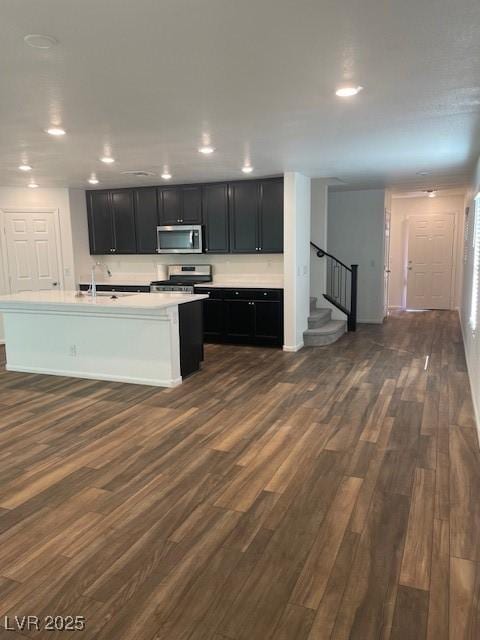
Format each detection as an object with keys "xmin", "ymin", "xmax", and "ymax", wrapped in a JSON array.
[{"xmin": 470, "ymin": 195, "xmax": 480, "ymax": 331}]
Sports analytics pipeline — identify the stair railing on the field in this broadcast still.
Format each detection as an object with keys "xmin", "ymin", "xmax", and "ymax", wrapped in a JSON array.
[{"xmin": 310, "ymin": 241, "xmax": 358, "ymax": 331}]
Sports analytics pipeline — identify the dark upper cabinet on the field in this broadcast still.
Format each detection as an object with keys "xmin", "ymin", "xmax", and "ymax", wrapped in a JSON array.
[
  {"xmin": 259, "ymin": 179, "xmax": 284, "ymax": 253},
  {"xmin": 158, "ymin": 185, "xmax": 202, "ymax": 225},
  {"xmin": 158, "ymin": 187, "xmax": 182, "ymax": 225},
  {"xmin": 134, "ymin": 188, "xmax": 158, "ymax": 254},
  {"xmin": 87, "ymin": 190, "xmax": 113, "ymax": 254},
  {"xmin": 110, "ymin": 190, "xmax": 136, "ymax": 254},
  {"xmin": 203, "ymin": 183, "xmax": 229, "ymax": 253},
  {"xmin": 181, "ymin": 186, "xmax": 202, "ymax": 224},
  {"xmin": 229, "ymin": 181, "xmax": 259, "ymax": 253}
]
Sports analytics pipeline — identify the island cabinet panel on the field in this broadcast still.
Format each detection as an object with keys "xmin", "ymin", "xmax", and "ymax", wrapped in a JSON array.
[
  {"xmin": 203, "ymin": 183, "xmax": 229, "ymax": 253},
  {"xmin": 134, "ymin": 188, "xmax": 158, "ymax": 254},
  {"xmin": 259, "ymin": 179, "xmax": 284, "ymax": 253},
  {"xmin": 87, "ymin": 190, "xmax": 114, "ymax": 254},
  {"xmin": 194, "ymin": 287, "xmax": 284, "ymax": 347},
  {"xmin": 229, "ymin": 182, "xmax": 259, "ymax": 253},
  {"xmin": 110, "ymin": 190, "xmax": 137, "ymax": 253}
]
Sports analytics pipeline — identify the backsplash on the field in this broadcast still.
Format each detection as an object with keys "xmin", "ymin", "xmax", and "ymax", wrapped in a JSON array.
[{"xmin": 78, "ymin": 253, "xmax": 284, "ymax": 285}]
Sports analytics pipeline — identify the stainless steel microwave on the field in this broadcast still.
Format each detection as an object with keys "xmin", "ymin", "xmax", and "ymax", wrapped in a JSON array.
[{"xmin": 156, "ymin": 225, "xmax": 203, "ymax": 254}]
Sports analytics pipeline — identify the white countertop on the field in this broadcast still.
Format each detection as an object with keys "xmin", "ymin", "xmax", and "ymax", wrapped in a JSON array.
[
  {"xmin": 195, "ymin": 281, "xmax": 284, "ymax": 289},
  {"xmin": 0, "ymin": 290, "xmax": 208, "ymax": 311}
]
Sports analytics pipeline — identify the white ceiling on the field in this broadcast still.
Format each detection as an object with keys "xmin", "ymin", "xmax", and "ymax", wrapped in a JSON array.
[{"xmin": 1, "ymin": 0, "xmax": 480, "ymax": 190}]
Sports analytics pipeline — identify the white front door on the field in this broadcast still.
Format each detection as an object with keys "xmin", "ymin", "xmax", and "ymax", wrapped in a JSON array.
[
  {"xmin": 406, "ymin": 213, "xmax": 455, "ymax": 309},
  {"xmin": 3, "ymin": 210, "xmax": 62, "ymax": 293}
]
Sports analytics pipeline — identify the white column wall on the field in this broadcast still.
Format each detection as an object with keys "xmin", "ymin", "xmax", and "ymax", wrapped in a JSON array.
[{"xmin": 283, "ymin": 172, "xmax": 311, "ymax": 351}]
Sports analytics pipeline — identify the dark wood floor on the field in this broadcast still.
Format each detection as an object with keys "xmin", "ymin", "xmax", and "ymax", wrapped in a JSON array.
[{"xmin": 0, "ymin": 310, "xmax": 479, "ymax": 639}]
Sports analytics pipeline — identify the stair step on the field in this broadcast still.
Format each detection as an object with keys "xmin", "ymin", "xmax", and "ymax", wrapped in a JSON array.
[
  {"xmin": 303, "ymin": 320, "xmax": 347, "ymax": 347},
  {"xmin": 308, "ymin": 308, "xmax": 332, "ymax": 329},
  {"xmin": 309, "ymin": 296, "xmax": 317, "ymax": 311}
]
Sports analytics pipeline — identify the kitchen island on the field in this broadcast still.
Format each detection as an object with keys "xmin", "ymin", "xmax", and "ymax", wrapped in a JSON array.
[{"xmin": 0, "ymin": 290, "xmax": 208, "ymax": 387}]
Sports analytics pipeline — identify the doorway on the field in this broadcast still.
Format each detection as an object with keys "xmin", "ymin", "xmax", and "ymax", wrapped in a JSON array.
[
  {"xmin": 406, "ymin": 213, "xmax": 455, "ymax": 310},
  {"xmin": 0, "ymin": 209, "xmax": 64, "ymax": 293}
]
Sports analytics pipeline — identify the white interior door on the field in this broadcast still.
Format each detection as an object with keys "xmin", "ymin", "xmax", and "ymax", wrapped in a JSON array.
[
  {"xmin": 406, "ymin": 213, "xmax": 455, "ymax": 309},
  {"xmin": 384, "ymin": 207, "xmax": 391, "ymax": 317},
  {"xmin": 3, "ymin": 210, "xmax": 62, "ymax": 293}
]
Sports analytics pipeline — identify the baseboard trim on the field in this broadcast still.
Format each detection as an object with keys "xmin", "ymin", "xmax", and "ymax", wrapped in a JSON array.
[
  {"xmin": 283, "ymin": 343, "xmax": 304, "ymax": 352},
  {"xmin": 6, "ymin": 364, "xmax": 182, "ymax": 388}
]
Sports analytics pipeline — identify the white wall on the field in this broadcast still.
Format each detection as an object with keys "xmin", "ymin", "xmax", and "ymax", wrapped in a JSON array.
[
  {"xmin": 461, "ymin": 157, "xmax": 480, "ymax": 434},
  {"xmin": 310, "ymin": 179, "xmax": 328, "ymax": 304},
  {"xmin": 283, "ymin": 172, "xmax": 311, "ymax": 351},
  {"xmin": 328, "ymin": 189, "xmax": 385, "ymax": 323},
  {"xmin": 0, "ymin": 187, "xmax": 77, "ymax": 342},
  {"xmin": 389, "ymin": 194, "xmax": 465, "ymax": 309}
]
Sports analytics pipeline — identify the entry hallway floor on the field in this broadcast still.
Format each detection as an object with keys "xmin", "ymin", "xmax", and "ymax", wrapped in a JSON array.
[{"xmin": 0, "ymin": 310, "xmax": 479, "ymax": 639}]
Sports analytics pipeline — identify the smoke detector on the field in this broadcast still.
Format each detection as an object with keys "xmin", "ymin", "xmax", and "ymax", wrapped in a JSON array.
[{"xmin": 121, "ymin": 170, "xmax": 156, "ymax": 178}]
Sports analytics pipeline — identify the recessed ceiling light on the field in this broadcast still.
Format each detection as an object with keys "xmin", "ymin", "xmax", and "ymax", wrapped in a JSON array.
[
  {"xmin": 427, "ymin": 190, "xmax": 437, "ymax": 198},
  {"xmin": 161, "ymin": 171, "xmax": 172, "ymax": 180},
  {"xmin": 88, "ymin": 175, "xmax": 99, "ymax": 185},
  {"xmin": 101, "ymin": 156, "xmax": 115, "ymax": 164},
  {"xmin": 18, "ymin": 164, "xmax": 32, "ymax": 172},
  {"xmin": 24, "ymin": 34, "xmax": 58, "ymax": 49},
  {"xmin": 242, "ymin": 166, "xmax": 253, "ymax": 174},
  {"xmin": 417, "ymin": 171, "xmax": 429, "ymax": 176},
  {"xmin": 198, "ymin": 146, "xmax": 215, "ymax": 154},
  {"xmin": 28, "ymin": 182, "xmax": 38, "ymax": 188},
  {"xmin": 335, "ymin": 85, "xmax": 363, "ymax": 97},
  {"xmin": 46, "ymin": 127, "xmax": 66, "ymax": 136}
]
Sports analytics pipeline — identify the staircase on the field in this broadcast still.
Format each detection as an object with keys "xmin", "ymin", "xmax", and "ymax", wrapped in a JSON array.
[
  {"xmin": 307, "ymin": 241, "xmax": 358, "ymax": 347},
  {"xmin": 304, "ymin": 297, "xmax": 347, "ymax": 346}
]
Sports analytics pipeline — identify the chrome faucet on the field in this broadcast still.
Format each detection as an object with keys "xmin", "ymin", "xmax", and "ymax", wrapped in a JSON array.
[{"xmin": 89, "ymin": 262, "xmax": 112, "ymax": 297}]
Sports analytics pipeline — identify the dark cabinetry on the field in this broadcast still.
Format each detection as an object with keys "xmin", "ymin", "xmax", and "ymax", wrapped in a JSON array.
[
  {"xmin": 158, "ymin": 185, "xmax": 202, "ymax": 225},
  {"xmin": 229, "ymin": 178, "xmax": 283, "ymax": 253},
  {"xmin": 86, "ymin": 177, "xmax": 283, "ymax": 255},
  {"xmin": 203, "ymin": 183, "xmax": 229, "ymax": 253},
  {"xmin": 133, "ymin": 188, "xmax": 158, "ymax": 254},
  {"xmin": 194, "ymin": 287, "xmax": 283, "ymax": 347},
  {"xmin": 87, "ymin": 189, "xmax": 136, "ymax": 254}
]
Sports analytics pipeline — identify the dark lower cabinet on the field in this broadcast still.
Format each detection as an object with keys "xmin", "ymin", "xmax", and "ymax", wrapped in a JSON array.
[
  {"xmin": 178, "ymin": 300, "xmax": 204, "ymax": 378},
  {"xmin": 195, "ymin": 287, "xmax": 283, "ymax": 347}
]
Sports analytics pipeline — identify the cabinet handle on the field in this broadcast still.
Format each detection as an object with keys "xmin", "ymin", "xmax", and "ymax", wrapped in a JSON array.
[{"xmin": 235, "ymin": 291, "xmax": 239, "ymax": 295}]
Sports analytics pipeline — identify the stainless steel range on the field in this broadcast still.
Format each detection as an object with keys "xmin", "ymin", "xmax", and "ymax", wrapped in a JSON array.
[{"xmin": 150, "ymin": 265, "xmax": 212, "ymax": 293}]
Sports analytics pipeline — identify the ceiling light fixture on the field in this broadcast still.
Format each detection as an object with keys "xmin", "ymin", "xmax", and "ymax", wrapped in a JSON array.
[
  {"xmin": 427, "ymin": 190, "xmax": 437, "ymax": 198},
  {"xmin": 28, "ymin": 181, "xmax": 38, "ymax": 188},
  {"xmin": 198, "ymin": 146, "xmax": 215, "ymax": 155},
  {"xmin": 161, "ymin": 171, "xmax": 172, "ymax": 180},
  {"xmin": 242, "ymin": 165, "xmax": 253, "ymax": 174},
  {"xmin": 46, "ymin": 127, "xmax": 66, "ymax": 136},
  {"xmin": 18, "ymin": 164, "xmax": 32, "ymax": 172},
  {"xmin": 88, "ymin": 175, "xmax": 99, "ymax": 185},
  {"xmin": 24, "ymin": 34, "xmax": 58, "ymax": 49},
  {"xmin": 101, "ymin": 156, "xmax": 115, "ymax": 164},
  {"xmin": 335, "ymin": 85, "xmax": 363, "ymax": 97}
]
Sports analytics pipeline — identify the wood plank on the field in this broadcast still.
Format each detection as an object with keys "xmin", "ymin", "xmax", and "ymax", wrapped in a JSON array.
[
  {"xmin": 426, "ymin": 519, "xmax": 449, "ymax": 640},
  {"xmin": 400, "ymin": 467, "xmax": 435, "ymax": 591},
  {"xmin": 390, "ymin": 585, "xmax": 429, "ymax": 640}
]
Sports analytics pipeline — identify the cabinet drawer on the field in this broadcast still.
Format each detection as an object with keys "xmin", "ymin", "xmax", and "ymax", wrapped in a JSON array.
[
  {"xmin": 223, "ymin": 288, "xmax": 282, "ymax": 301},
  {"xmin": 194, "ymin": 287, "xmax": 224, "ymax": 299}
]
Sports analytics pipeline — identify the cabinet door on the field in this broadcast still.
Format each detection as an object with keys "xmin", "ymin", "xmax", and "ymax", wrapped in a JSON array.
[
  {"xmin": 134, "ymin": 188, "xmax": 158, "ymax": 254},
  {"xmin": 203, "ymin": 299, "xmax": 225, "ymax": 341},
  {"xmin": 259, "ymin": 179, "xmax": 284, "ymax": 253},
  {"xmin": 203, "ymin": 184, "xmax": 229, "ymax": 253},
  {"xmin": 229, "ymin": 182, "xmax": 259, "ymax": 253},
  {"xmin": 224, "ymin": 299, "xmax": 254, "ymax": 343},
  {"xmin": 158, "ymin": 187, "xmax": 182, "ymax": 224},
  {"xmin": 87, "ymin": 190, "xmax": 113, "ymax": 254},
  {"xmin": 110, "ymin": 190, "xmax": 137, "ymax": 253},
  {"xmin": 253, "ymin": 300, "xmax": 283, "ymax": 346},
  {"xmin": 181, "ymin": 186, "xmax": 202, "ymax": 224}
]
